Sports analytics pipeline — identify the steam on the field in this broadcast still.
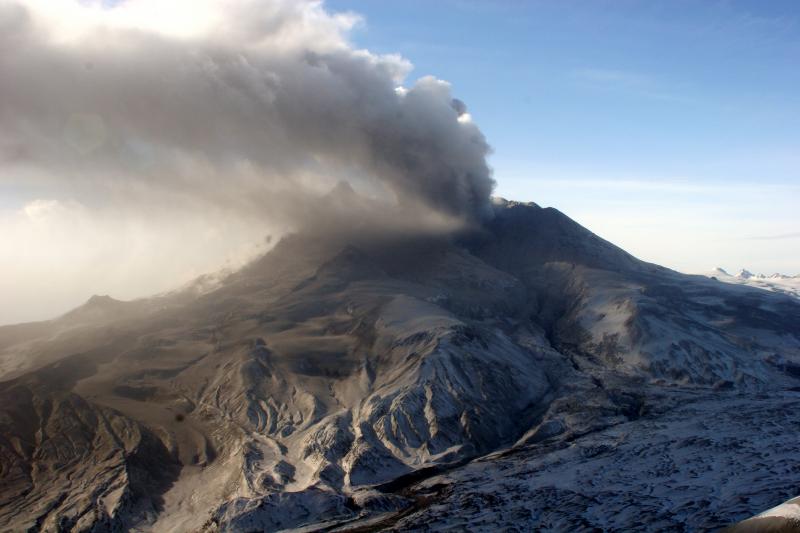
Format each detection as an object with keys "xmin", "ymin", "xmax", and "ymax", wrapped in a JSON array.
[{"xmin": 0, "ymin": 0, "xmax": 495, "ymax": 323}]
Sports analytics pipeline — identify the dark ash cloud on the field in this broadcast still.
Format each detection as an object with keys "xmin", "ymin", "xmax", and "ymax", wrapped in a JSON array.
[{"xmin": 0, "ymin": 0, "xmax": 495, "ymax": 231}]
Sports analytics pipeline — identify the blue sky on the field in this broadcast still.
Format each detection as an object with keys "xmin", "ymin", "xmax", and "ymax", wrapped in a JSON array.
[{"xmin": 329, "ymin": 0, "xmax": 800, "ymax": 273}]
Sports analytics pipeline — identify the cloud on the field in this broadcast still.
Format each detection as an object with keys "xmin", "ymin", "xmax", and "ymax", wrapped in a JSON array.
[
  {"xmin": 0, "ymin": 0, "xmax": 496, "ymax": 323},
  {"xmin": 0, "ymin": 0, "xmax": 494, "ymax": 226},
  {"xmin": 0, "ymin": 197, "xmax": 269, "ymax": 324},
  {"xmin": 572, "ymin": 68, "xmax": 651, "ymax": 87},
  {"xmin": 570, "ymin": 67, "xmax": 690, "ymax": 103},
  {"xmin": 748, "ymin": 232, "xmax": 800, "ymax": 241}
]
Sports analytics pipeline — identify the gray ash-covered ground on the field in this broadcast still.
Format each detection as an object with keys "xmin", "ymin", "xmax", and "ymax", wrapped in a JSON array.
[{"xmin": 1, "ymin": 200, "xmax": 799, "ymax": 532}]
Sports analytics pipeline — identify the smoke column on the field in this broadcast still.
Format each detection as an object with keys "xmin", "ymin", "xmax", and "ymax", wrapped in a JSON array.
[{"xmin": 0, "ymin": 0, "xmax": 496, "ymax": 323}]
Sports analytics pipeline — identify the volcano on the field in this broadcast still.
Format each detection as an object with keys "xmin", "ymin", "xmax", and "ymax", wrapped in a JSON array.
[{"xmin": 1, "ymin": 199, "xmax": 799, "ymax": 532}]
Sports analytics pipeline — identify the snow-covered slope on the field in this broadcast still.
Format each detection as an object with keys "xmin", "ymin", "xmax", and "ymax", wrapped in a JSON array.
[
  {"xmin": 1, "ymin": 201, "xmax": 799, "ymax": 532},
  {"xmin": 371, "ymin": 390, "xmax": 800, "ymax": 532},
  {"xmin": 703, "ymin": 267, "xmax": 800, "ymax": 300},
  {"xmin": 723, "ymin": 495, "xmax": 800, "ymax": 532}
]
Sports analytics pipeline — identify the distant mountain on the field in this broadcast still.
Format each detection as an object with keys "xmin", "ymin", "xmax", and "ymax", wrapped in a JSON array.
[
  {"xmin": 1, "ymin": 200, "xmax": 799, "ymax": 531},
  {"xmin": 704, "ymin": 267, "xmax": 800, "ymax": 300}
]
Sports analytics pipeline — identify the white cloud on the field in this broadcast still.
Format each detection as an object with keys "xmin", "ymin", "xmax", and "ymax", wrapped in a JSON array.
[{"xmin": 570, "ymin": 67, "xmax": 691, "ymax": 103}]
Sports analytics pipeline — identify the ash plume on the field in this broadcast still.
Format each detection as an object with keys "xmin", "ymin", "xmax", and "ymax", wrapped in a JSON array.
[
  {"xmin": 0, "ymin": 0, "xmax": 497, "ymax": 322},
  {"xmin": 0, "ymin": 0, "xmax": 495, "ymax": 231}
]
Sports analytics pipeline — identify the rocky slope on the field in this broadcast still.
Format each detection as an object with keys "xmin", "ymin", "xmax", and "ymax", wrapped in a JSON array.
[{"xmin": 1, "ymin": 200, "xmax": 799, "ymax": 532}]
